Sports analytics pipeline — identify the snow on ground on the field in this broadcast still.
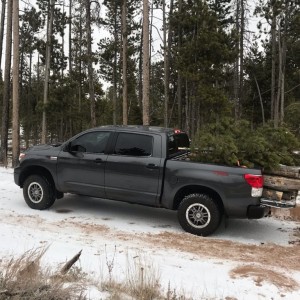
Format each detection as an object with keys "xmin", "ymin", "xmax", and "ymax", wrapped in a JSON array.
[{"xmin": 0, "ymin": 166, "xmax": 300, "ymax": 299}]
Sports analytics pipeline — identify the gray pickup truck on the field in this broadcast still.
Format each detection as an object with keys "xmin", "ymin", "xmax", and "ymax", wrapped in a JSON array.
[{"xmin": 14, "ymin": 125, "xmax": 270, "ymax": 236}]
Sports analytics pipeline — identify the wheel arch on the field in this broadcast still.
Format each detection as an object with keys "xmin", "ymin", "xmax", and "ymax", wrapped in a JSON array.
[
  {"xmin": 173, "ymin": 185, "xmax": 225, "ymax": 214},
  {"xmin": 20, "ymin": 166, "xmax": 55, "ymax": 189}
]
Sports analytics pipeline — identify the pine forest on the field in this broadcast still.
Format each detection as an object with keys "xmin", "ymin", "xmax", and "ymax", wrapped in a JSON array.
[{"xmin": 0, "ymin": 0, "xmax": 299, "ymax": 169}]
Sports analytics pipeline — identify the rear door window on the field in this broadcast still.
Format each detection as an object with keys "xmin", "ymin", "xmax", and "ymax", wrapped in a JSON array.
[{"xmin": 114, "ymin": 133, "xmax": 153, "ymax": 156}]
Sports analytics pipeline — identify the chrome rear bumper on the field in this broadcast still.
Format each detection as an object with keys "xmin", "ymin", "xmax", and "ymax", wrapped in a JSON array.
[
  {"xmin": 260, "ymin": 198, "xmax": 297, "ymax": 209},
  {"xmin": 260, "ymin": 189, "xmax": 300, "ymax": 209}
]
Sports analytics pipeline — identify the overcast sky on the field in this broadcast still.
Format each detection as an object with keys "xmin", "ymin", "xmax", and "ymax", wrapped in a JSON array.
[{"xmin": 0, "ymin": 0, "xmax": 261, "ymax": 87}]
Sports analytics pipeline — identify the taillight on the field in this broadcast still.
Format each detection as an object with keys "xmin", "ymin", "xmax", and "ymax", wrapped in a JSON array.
[{"xmin": 244, "ymin": 174, "xmax": 263, "ymax": 188}]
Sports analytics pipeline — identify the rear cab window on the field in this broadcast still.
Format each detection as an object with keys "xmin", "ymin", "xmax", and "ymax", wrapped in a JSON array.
[{"xmin": 168, "ymin": 131, "xmax": 190, "ymax": 158}]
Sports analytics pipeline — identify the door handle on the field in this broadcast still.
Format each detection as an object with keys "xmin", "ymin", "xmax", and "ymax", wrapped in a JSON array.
[
  {"xmin": 95, "ymin": 158, "xmax": 103, "ymax": 163},
  {"xmin": 146, "ymin": 163, "xmax": 159, "ymax": 170}
]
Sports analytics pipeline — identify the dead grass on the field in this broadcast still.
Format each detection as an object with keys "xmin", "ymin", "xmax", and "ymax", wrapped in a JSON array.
[
  {"xmin": 100, "ymin": 249, "xmax": 162, "ymax": 299},
  {"xmin": 230, "ymin": 264, "xmax": 299, "ymax": 292},
  {"xmin": 124, "ymin": 254, "xmax": 161, "ymax": 299},
  {"xmin": 0, "ymin": 247, "xmax": 86, "ymax": 300},
  {"xmin": 99, "ymin": 249, "xmax": 193, "ymax": 300},
  {"xmin": 0, "ymin": 246, "xmax": 194, "ymax": 300},
  {"xmin": 135, "ymin": 231, "xmax": 300, "ymax": 271},
  {"xmin": 2, "ymin": 246, "xmax": 285, "ymax": 300}
]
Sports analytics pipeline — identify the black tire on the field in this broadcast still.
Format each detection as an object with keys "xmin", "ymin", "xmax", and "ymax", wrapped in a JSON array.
[
  {"xmin": 23, "ymin": 175, "xmax": 56, "ymax": 210},
  {"xmin": 177, "ymin": 193, "xmax": 221, "ymax": 236}
]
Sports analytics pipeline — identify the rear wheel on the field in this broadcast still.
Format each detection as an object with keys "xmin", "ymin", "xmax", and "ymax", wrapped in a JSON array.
[
  {"xmin": 23, "ymin": 175, "xmax": 56, "ymax": 210},
  {"xmin": 178, "ymin": 193, "xmax": 221, "ymax": 236}
]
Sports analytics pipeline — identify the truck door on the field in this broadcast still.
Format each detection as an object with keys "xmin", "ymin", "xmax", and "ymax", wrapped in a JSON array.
[
  {"xmin": 105, "ymin": 132, "xmax": 163, "ymax": 205},
  {"xmin": 57, "ymin": 131, "xmax": 111, "ymax": 197}
]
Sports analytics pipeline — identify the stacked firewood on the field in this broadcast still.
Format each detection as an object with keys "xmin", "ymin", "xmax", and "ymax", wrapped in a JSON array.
[{"xmin": 263, "ymin": 165, "xmax": 300, "ymax": 204}]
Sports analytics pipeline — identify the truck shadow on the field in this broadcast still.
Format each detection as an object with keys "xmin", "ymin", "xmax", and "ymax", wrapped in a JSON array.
[
  {"xmin": 53, "ymin": 193, "xmax": 180, "ymax": 230},
  {"xmin": 52, "ymin": 194, "xmax": 296, "ymax": 245}
]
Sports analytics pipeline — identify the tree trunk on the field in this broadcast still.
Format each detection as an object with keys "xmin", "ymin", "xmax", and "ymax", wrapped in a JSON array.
[
  {"xmin": 280, "ymin": 0, "xmax": 288, "ymax": 125},
  {"xmin": 69, "ymin": 0, "xmax": 72, "ymax": 76},
  {"xmin": 78, "ymin": 6, "xmax": 82, "ymax": 116},
  {"xmin": 19, "ymin": 33, "xmax": 26, "ymax": 102},
  {"xmin": 163, "ymin": 0, "xmax": 168, "ymax": 127},
  {"xmin": 280, "ymin": 71, "xmax": 285, "ymax": 124},
  {"xmin": 0, "ymin": 0, "xmax": 6, "ymax": 75},
  {"xmin": 185, "ymin": 79, "xmax": 189, "ymax": 134},
  {"xmin": 239, "ymin": 0, "xmax": 244, "ymax": 116},
  {"xmin": 25, "ymin": 51, "xmax": 32, "ymax": 148},
  {"xmin": 167, "ymin": 0, "xmax": 173, "ymax": 126},
  {"xmin": 254, "ymin": 75, "xmax": 265, "ymax": 126},
  {"xmin": 0, "ymin": 0, "xmax": 12, "ymax": 166},
  {"xmin": 274, "ymin": 28, "xmax": 282, "ymax": 128},
  {"xmin": 197, "ymin": 103, "xmax": 201, "ymax": 131},
  {"xmin": 85, "ymin": 0, "xmax": 96, "ymax": 127},
  {"xmin": 112, "ymin": 0, "xmax": 117, "ymax": 125},
  {"xmin": 177, "ymin": 0, "xmax": 182, "ymax": 128},
  {"xmin": 122, "ymin": 0, "xmax": 128, "ymax": 125},
  {"xmin": 61, "ymin": 0, "xmax": 65, "ymax": 79},
  {"xmin": 42, "ymin": 0, "xmax": 55, "ymax": 144},
  {"xmin": 234, "ymin": 0, "xmax": 240, "ymax": 120},
  {"xmin": 191, "ymin": 96, "xmax": 195, "ymax": 137},
  {"xmin": 142, "ymin": 0, "xmax": 150, "ymax": 125},
  {"xmin": 35, "ymin": 54, "xmax": 40, "ymax": 144},
  {"xmin": 12, "ymin": 0, "xmax": 19, "ymax": 168},
  {"xmin": 271, "ymin": 9, "xmax": 276, "ymax": 121},
  {"xmin": 138, "ymin": 19, "xmax": 143, "ymax": 110},
  {"xmin": 149, "ymin": 0, "xmax": 153, "ymax": 70}
]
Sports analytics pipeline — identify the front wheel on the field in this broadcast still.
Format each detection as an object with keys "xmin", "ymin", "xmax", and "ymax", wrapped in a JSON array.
[
  {"xmin": 177, "ymin": 193, "xmax": 221, "ymax": 236},
  {"xmin": 23, "ymin": 175, "xmax": 56, "ymax": 210}
]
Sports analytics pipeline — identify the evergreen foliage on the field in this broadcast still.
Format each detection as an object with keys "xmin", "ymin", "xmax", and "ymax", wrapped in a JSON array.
[
  {"xmin": 191, "ymin": 118, "xmax": 300, "ymax": 170},
  {"xmin": 0, "ymin": 0, "xmax": 299, "ymax": 167}
]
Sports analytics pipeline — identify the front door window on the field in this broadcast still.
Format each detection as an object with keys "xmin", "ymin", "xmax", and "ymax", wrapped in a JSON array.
[{"xmin": 70, "ymin": 131, "xmax": 110, "ymax": 154}]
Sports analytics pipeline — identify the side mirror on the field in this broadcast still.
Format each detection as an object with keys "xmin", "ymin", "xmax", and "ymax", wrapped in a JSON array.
[
  {"xmin": 70, "ymin": 144, "xmax": 86, "ymax": 153},
  {"xmin": 64, "ymin": 142, "xmax": 86, "ymax": 153},
  {"xmin": 63, "ymin": 142, "xmax": 71, "ymax": 152}
]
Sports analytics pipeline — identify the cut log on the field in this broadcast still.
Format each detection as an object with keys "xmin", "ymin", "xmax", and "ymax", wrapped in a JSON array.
[
  {"xmin": 264, "ymin": 165, "xmax": 300, "ymax": 179},
  {"xmin": 262, "ymin": 189, "xmax": 283, "ymax": 201},
  {"xmin": 263, "ymin": 175, "xmax": 300, "ymax": 192}
]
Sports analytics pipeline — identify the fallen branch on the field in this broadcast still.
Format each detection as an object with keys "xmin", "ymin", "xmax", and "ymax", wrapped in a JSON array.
[
  {"xmin": 0, "ymin": 290, "xmax": 8, "ymax": 295},
  {"xmin": 60, "ymin": 250, "xmax": 82, "ymax": 275}
]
